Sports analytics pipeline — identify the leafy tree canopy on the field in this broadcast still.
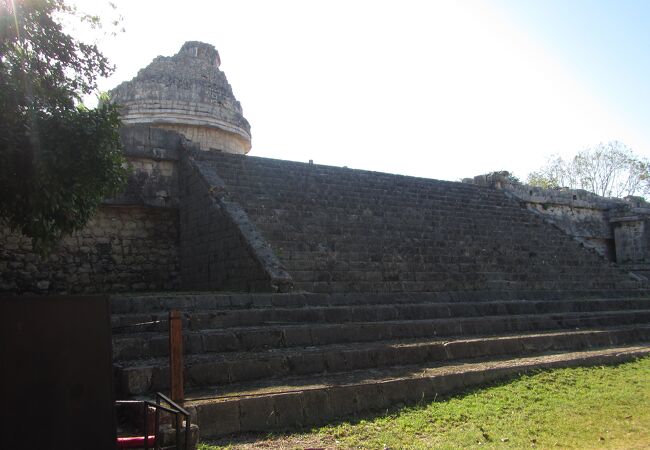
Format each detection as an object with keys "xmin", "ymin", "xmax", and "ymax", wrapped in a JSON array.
[
  {"xmin": 0, "ymin": 0, "xmax": 128, "ymax": 252},
  {"xmin": 526, "ymin": 142, "xmax": 650, "ymax": 199}
]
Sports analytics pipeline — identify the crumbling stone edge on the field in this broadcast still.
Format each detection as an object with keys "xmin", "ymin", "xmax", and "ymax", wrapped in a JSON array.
[
  {"xmin": 499, "ymin": 189, "xmax": 647, "ymax": 286},
  {"xmin": 184, "ymin": 153, "xmax": 294, "ymax": 293}
]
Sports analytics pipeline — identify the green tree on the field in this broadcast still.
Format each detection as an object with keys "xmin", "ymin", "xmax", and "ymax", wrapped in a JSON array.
[
  {"xmin": 0, "ymin": 0, "xmax": 128, "ymax": 251},
  {"xmin": 527, "ymin": 142, "xmax": 650, "ymax": 198}
]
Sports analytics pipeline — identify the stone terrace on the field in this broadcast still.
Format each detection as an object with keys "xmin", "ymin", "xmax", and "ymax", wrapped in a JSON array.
[
  {"xmin": 192, "ymin": 151, "xmax": 637, "ymax": 294},
  {"xmin": 110, "ymin": 150, "xmax": 650, "ymax": 439}
]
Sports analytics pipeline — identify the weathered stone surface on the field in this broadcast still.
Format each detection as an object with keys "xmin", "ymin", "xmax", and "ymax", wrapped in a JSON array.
[
  {"xmin": 195, "ymin": 401, "xmax": 240, "ymax": 437},
  {"xmin": 612, "ymin": 216, "xmax": 649, "ymax": 264},
  {"xmin": 192, "ymin": 151, "xmax": 640, "ymax": 294},
  {"xmin": 468, "ymin": 172, "xmax": 650, "ymax": 270},
  {"xmin": 105, "ymin": 125, "xmax": 184, "ymax": 209},
  {"xmin": 112, "ymin": 291, "xmax": 650, "ymax": 399},
  {"xmin": 110, "ymin": 41, "xmax": 251, "ymax": 154},
  {"xmin": 239, "ymin": 396, "xmax": 276, "ymax": 431},
  {"xmin": 301, "ymin": 389, "xmax": 331, "ymax": 425},
  {"xmin": 272, "ymin": 393, "xmax": 304, "ymax": 429},
  {"xmin": 0, "ymin": 206, "xmax": 179, "ymax": 294},
  {"xmin": 190, "ymin": 346, "xmax": 650, "ymax": 438},
  {"xmin": 178, "ymin": 153, "xmax": 293, "ymax": 292}
]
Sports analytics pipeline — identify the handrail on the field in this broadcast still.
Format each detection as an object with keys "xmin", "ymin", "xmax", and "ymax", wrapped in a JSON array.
[
  {"xmin": 156, "ymin": 392, "xmax": 190, "ymax": 417},
  {"xmin": 155, "ymin": 392, "xmax": 191, "ymax": 450},
  {"xmin": 116, "ymin": 395, "xmax": 191, "ymax": 450}
]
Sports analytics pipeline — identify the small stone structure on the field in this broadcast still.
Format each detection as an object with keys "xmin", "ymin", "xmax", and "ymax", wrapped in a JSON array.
[
  {"xmin": 466, "ymin": 172, "xmax": 650, "ymax": 277},
  {"xmin": 110, "ymin": 41, "xmax": 251, "ymax": 154}
]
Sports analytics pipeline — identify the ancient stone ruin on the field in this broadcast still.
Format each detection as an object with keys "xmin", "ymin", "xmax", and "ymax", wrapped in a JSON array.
[
  {"xmin": 466, "ymin": 171, "xmax": 650, "ymax": 279},
  {"xmin": 110, "ymin": 41, "xmax": 251, "ymax": 154},
  {"xmin": 2, "ymin": 42, "xmax": 650, "ymax": 439}
]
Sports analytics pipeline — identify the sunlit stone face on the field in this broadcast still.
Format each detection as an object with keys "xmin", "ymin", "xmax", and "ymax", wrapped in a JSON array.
[
  {"xmin": 180, "ymin": 41, "xmax": 221, "ymax": 68},
  {"xmin": 109, "ymin": 41, "xmax": 251, "ymax": 153}
]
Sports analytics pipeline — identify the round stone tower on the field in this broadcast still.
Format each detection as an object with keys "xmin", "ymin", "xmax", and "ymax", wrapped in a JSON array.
[{"xmin": 110, "ymin": 41, "xmax": 251, "ymax": 154}]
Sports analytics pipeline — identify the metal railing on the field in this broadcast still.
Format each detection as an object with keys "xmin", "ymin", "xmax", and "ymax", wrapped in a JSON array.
[{"xmin": 116, "ymin": 392, "xmax": 191, "ymax": 450}]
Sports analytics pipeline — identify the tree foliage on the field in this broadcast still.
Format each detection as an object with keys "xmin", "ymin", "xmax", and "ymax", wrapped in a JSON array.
[
  {"xmin": 526, "ymin": 142, "xmax": 650, "ymax": 199},
  {"xmin": 0, "ymin": 0, "xmax": 128, "ymax": 251}
]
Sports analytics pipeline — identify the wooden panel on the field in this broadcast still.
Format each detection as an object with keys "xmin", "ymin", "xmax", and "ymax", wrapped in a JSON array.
[{"xmin": 0, "ymin": 295, "xmax": 116, "ymax": 450}]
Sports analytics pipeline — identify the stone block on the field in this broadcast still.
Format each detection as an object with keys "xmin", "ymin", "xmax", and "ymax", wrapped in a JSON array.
[
  {"xmin": 353, "ymin": 383, "xmax": 388, "ymax": 412},
  {"xmin": 406, "ymin": 377, "xmax": 436, "ymax": 404},
  {"xmin": 187, "ymin": 361, "xmax": 230, "ymax": 386},
  {"xmin": 272, "ymin": 393, "xmax": 304, "ymax": 429},
  {"xmin": 229, "ymin": 357, "xmax": 288, "ymax": 383},
  {"xmin": 310, "ymin": 326, "xmax": 348, "ymax": 345},
  {"xmin": 196, "ymin": 400, "xmax": 240, "ymax": 437},
  {"xmin": 287, "ymin": 352, "xmax": 326, "ymax": 376},
  {"xmin": 394, "ymin": 345, "xmax": 430, "ymax": 365},
  {"xmin": 203, "ymin": 332, "xmax": 240, "ymax": 352},
  {"xmin": 328, "ymin": 386, "xmax": 357, "ymax": 418},
  {"xmin": 431, "ymin": 373, "xmax": 464, "ymax": 396},
  {"xmin": 150, "ymin": 365, "xmax": 170, "ymax": 391},
  {"xmin": 119, "ymin": 367, "xmax": 153, "ymax": 395},
  {"xmin": 112, "ymin": 337, "xmax": 145, "ymax": 361},
  {"xmin": 380, "ymin": 379, "xmax": 412, "ymax": 407},
  {"xmin": 323, "ymin": 350, "xmax": 349, "ymax": 372},
  {"xmin": 239, "ymin": 329, "xmax": 284, "ymax": 350},
  {"xmin": 282, "ymin": 326, "xmax": 313, "ymax": 347},
  {"xmin": 301, "ymin": 389, "xmax": 332, "ymax": 425},
  {"xmin": 344, "ymin": 348, "xmax": 374, "ymax": 370},
  {"xmin": 239, "ymin": 396, "xmax": 276, "ymax": 431}
]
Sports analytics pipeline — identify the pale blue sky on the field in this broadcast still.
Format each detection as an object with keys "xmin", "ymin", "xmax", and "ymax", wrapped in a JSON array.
[
  {"xmin": 496, "ymin": 0, "xmax": 650, "ymax": 154},
  {"xmin": 76, "ymin": 0, "xmax": 650, "ymax": 181}
]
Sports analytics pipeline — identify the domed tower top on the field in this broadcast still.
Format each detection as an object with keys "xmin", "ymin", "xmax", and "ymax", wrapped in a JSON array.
[
  {"xmin": 180, "ymin": 41, "xmax": 221, "ymax": 67},
  {"xmin": 110, "ymin": 41, "xmax": 251, "ymax": 154}
]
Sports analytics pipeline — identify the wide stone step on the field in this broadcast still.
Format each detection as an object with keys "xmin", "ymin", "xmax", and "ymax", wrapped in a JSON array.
[
  {"xmin": 241, "ymin": 204, "xmax": 524, "ymax": 219},
  {"xmin": 115, "ymin": 325, "xmax": 650, "ymax": 395},
  {"xmin": 112, "ymin": 298, "xmax": 650, "ymax": 335},
  {"xmin": 112, "ymin": 309, "xmax": 650, "ymax": 362},
  {"xmin": 186, "ymin": 345, "xmax": 650, "ymax": 438},
  {"xmin": 111, "ymin": 290, "xmax": 650, "ymax": 315},
  {"xmin": 292, "ymin": 279, "xmax": 631, "ymax": 294},
  {"xmin": 215, "ymin": 185, "xmax": 506, "ymax": 205}
]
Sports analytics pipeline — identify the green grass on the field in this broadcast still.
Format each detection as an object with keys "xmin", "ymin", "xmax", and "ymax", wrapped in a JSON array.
[{"xmin": 200, "ymin": 357, "xmax": 650, "ymax": 449}]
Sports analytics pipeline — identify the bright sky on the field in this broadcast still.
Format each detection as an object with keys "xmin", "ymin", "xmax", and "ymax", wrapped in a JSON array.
[{"xmin": 74, "ymin": 0, "xmax": 650, "ymax": 182}]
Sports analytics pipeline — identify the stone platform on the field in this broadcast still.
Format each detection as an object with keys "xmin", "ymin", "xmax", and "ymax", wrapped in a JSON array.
[
  {"xmin": 183, "ymin": 151, "xmax": 641, "ymax": 294},
  {"xmin": 108, "ymin": 126, "xmax": 650, "ymax": 439}
]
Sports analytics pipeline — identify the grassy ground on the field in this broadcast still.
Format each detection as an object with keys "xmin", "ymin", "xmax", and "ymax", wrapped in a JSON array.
[{"xmin": 199, "ymin": 357, "xmax": 650, "ymax": 449}]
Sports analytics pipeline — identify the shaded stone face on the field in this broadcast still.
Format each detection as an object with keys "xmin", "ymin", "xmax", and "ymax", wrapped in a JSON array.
[{"xmin": 110, "ymin": 41, "xmax": 251, "ymax": 154}]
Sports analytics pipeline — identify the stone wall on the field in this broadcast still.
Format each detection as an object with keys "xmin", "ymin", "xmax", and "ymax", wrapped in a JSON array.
[
  {"xmin": 0, "ymin": 206, "xmax": 179, "ymax": 294},
  {"xmin": 158, "ymin": 123, "xmax": 249, "ymax": 154},
  {"xmin": 612, "ymin": 216, "xmax": 650, "ymax": 264},
  {"xmin": 178, "ymin": 153, "xmax": 293, "ymax": 292},
  {"xmin": 465, "ymin": 172, "xmax": 650, "ymax": 266},
  {"xmin": 502, "ymin": 183, "xmax": 621, "ymax": 260},
  {"xmin": 111, "ymin": 125, "xmax": 183, "ymax": 208},
  {"xmin": 0, "ymin": 125, "xmax": 183, "ymax": 295},
  {"xmin": 197, "ymin": 152, "xmax": 636, "ymax": 293}
]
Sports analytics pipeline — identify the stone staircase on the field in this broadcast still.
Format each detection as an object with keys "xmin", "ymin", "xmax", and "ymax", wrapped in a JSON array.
[
  {"xmin": 111, "ymin": 290, "xmax": 650, "ymax": 437},
  {"xmin": 111, "ymin": 153, "xmax": 650, "ymax": 438},
  {"xmin": 193, "ymin": 152, "xmax": 638, "ymax": 293}
]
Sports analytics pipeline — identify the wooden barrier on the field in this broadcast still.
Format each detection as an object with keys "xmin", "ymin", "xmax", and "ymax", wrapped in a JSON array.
[{"xmin": 169, "ymin": 310, "xmax": 184, "ymax": 403}]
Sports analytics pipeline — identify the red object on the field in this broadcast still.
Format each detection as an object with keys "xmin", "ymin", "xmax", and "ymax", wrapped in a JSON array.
[{"xmin": 116, "ymin": 435, "xmax": 156, "ymax": 449}]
